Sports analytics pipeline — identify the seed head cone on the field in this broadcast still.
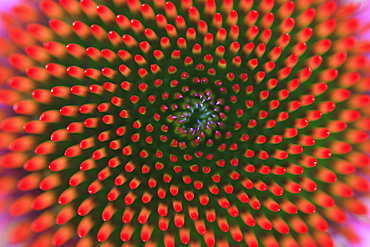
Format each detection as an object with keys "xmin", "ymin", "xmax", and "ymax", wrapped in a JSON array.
[{"xmin": 0, "ymin": 0, "xmax": 370, "ymax": 246}]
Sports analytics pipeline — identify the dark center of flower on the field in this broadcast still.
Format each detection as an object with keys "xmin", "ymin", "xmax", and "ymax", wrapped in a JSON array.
[{"xmin": 174, "ymin": 91, "xmax": 221, "ymax": 137}]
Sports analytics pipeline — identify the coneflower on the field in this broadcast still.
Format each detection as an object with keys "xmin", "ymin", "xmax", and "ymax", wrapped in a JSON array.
[{"xmin": 0, "ymin": 0, "xmax": 369, "ymax": 246}]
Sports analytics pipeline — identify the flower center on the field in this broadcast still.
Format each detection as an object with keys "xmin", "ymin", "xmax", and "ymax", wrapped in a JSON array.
[{"xmin": 173, "ymin": 91, "xmax": 222, "ymax": 139}]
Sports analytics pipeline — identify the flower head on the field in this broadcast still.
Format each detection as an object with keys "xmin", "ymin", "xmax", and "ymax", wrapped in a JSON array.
[{"xmin": 0, "ymin": 0, "xmax": 370, "ymax": 246}]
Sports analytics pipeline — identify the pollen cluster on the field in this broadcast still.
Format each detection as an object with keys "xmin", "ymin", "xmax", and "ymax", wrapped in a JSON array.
[{"xmin": 0, "ymin": 0, "xmax": 370, "ymax": 246}]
